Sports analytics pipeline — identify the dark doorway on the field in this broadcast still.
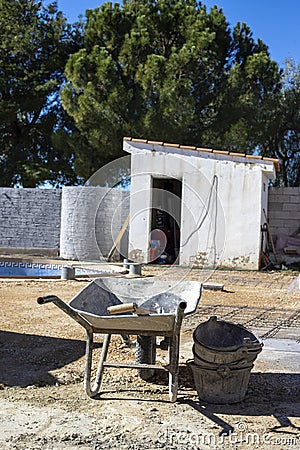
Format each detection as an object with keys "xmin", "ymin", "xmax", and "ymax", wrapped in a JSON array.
[{"xmin": 150, "ymin": 178, "xmax": 182, "ymax": 264}]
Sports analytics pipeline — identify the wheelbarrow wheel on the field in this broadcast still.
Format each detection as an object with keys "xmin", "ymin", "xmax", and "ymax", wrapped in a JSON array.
[{"xmin": 136, "ymin": 335, "xmax": 156, "ymax": 380}]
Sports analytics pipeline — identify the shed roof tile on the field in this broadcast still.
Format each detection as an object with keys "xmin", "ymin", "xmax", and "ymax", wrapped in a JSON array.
[{"xmin": 123, "ymin": 137, "xmax": 280, "ymax": 172}]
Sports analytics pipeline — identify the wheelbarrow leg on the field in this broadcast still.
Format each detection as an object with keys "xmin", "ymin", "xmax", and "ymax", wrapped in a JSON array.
[
  {"xmin": 168, "ymin": 334, "xmax": 180, "ymax": 402},
  {"xmin": 84, "ymin": 331, "xmax": 111, "ymax": 398},
  {"xmin": 168, "ymin": 301, "xmax": 187, "ymax": 402}
]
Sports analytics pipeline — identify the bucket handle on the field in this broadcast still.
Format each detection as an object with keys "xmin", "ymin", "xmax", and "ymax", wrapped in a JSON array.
[
  {"xmin": 217, "ymin": 366, "xmax": 231, "ymax": 378},
  {"xmin": 186, "ymin": 358, "xmax": 194, "ymax": 366},
  {"xmin": 238, "ymin": 346, "xmax": 251, "ymax": 355},
  {"xmin": 186, "ymin": 360, "xmax": 231, "ymax": 377},
  {"xmin": 237, "ymin": 344, "xmax": 262, "ymax": 355}
]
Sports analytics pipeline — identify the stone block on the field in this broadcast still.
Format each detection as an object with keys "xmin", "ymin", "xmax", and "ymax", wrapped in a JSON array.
[{"xmin": 289, "ymin": 195, "xmax": 300, "ymax": 203}]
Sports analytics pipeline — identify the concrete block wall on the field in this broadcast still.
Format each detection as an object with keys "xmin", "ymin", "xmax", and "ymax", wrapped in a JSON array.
[
  {"xmin": 0, "ymin": 188, "xmax": 62, "ymax": 250},
  {"xmin": 268, "ymin": 187, "xmax": 300, "ymax": 237}
]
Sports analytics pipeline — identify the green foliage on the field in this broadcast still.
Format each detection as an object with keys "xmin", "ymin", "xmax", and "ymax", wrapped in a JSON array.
[
  {"xmin": 208, "ymin": 22, "xmax": 281, "ymax": 153},
  {"xmin": 0, "ymin": 0, "xmax": 82, "ymax": 186},
  {"xmin": 258, "ymin": 58, "xmax": 300, "ymax": 186},
  {"xmin": 2, "ymin": 0, "xmax": 296, "ymax": 186},
  {"xmin": 62, "ymin": 0, "xmax": 281, "ymax": 180}
]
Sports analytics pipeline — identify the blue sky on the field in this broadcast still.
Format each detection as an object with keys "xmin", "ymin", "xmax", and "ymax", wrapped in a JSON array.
[{"xmin": 56, "ymin": 0, "xmax": 299, "ymax": 67}]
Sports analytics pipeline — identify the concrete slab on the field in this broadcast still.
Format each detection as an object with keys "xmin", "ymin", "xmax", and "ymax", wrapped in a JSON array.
[{"xmin": 256, "ymin": 337, "xmax": 300, "ymax": 373}]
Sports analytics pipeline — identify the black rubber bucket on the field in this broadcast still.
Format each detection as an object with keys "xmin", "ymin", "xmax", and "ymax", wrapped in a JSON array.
[
  {"xmin": 192, "ymin": 345, "xmax": 255, "ymax": 369},
  {"xmin": 190, "ymin": 362, "xmax": 253, "ymax": 404},
  {"xmin": 193, "ymin": 316, "xmax": 263, "ymax": 365},
  {"xmin": 191, "ymin": 316, "xmax": 263, "ymax": 403}
]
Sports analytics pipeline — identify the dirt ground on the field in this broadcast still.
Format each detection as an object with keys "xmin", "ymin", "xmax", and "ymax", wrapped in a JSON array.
[{"xmin": 1, "ymin": 267, "xmax": 300, "ymax": 449}]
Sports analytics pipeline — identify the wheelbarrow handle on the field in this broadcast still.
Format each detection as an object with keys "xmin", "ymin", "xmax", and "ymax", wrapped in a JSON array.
[
  {"xmin": 37, "ymin": 294, "xmax": 93, "ymax": 333},
  {"xmin": 37, "ymin": 295, "xmax": 60, "ymax": 304}
]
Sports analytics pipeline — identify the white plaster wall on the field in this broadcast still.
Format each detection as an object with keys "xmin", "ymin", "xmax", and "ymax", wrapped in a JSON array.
[
  {"xmin": 126, "ymin": 142, "xmax": 274, "ymax": 269},
  {"xmin": 215, "ymin": 164, "xmax": 262, "ymax": 268},
  {"xmin": 60, "ymin": 186, "xmax": 129, "ymax": 260},
  {"xmin": 128, "ymin": 171, "xmax": 152, "ymax": 262}
]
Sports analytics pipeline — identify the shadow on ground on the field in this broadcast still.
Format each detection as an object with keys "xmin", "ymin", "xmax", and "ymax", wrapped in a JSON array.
[
  {"xmin": 151, "ymin": 365, "xmax": 300, "ymax": 408},
  {"xmin": 179, "ymin": 365, "xmax": 300, "ymax": 434},
  {"xmin": 138, "ymin": 365, "xmax": 300, "ymax": 431},
  {"xmin": 99, "ymin": 365, "xmax": 300, "ymax": 436},
  {"xmin": 0, "ymin": 330, "xmax": 89, "ymax": 387}
]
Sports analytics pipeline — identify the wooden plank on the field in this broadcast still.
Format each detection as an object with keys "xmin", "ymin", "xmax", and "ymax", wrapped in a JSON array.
[
  {"xmin": 107, "ymin": 214, "xmax": 130, "ymax": 261},
  {"xmin": 292, "ymin": 225, "xmax": 300, "ymax": 237}
]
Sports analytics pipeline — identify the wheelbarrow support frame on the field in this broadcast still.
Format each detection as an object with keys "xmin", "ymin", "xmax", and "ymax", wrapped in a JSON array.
[{"xmin": 37, "ymin": 295, "xmax": 187, "ymax": 402}]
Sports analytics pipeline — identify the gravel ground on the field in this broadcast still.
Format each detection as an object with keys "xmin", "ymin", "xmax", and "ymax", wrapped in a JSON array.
[{"xmin": 1, "ymin": 267, "xmax": 300, "ymax": 449}]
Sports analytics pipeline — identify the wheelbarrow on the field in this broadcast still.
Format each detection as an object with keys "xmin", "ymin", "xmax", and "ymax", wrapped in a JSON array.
[{"xmin": 37, "ymin": 277, "xmax": 202, "ymax": 402}]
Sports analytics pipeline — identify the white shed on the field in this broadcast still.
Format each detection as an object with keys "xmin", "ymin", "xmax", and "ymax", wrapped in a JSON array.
[{"xmin": 123, "ymin": 137, "xmax": 279, "ymax": 270}]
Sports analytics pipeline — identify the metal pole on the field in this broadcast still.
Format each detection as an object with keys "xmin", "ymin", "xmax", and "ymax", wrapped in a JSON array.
[{"xmin": 168, "ymin": 301, "xmax": 187, "ymax": 402}]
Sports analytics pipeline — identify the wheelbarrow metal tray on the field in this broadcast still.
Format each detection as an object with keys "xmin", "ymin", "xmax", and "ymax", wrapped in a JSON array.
[
  {"xmin": 76, "ymin": 313, "xmax": 176, "ymax": 333},
  {"xmin": 69, "ymin": 278, "xmax": 202, "ymax": 333}
]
